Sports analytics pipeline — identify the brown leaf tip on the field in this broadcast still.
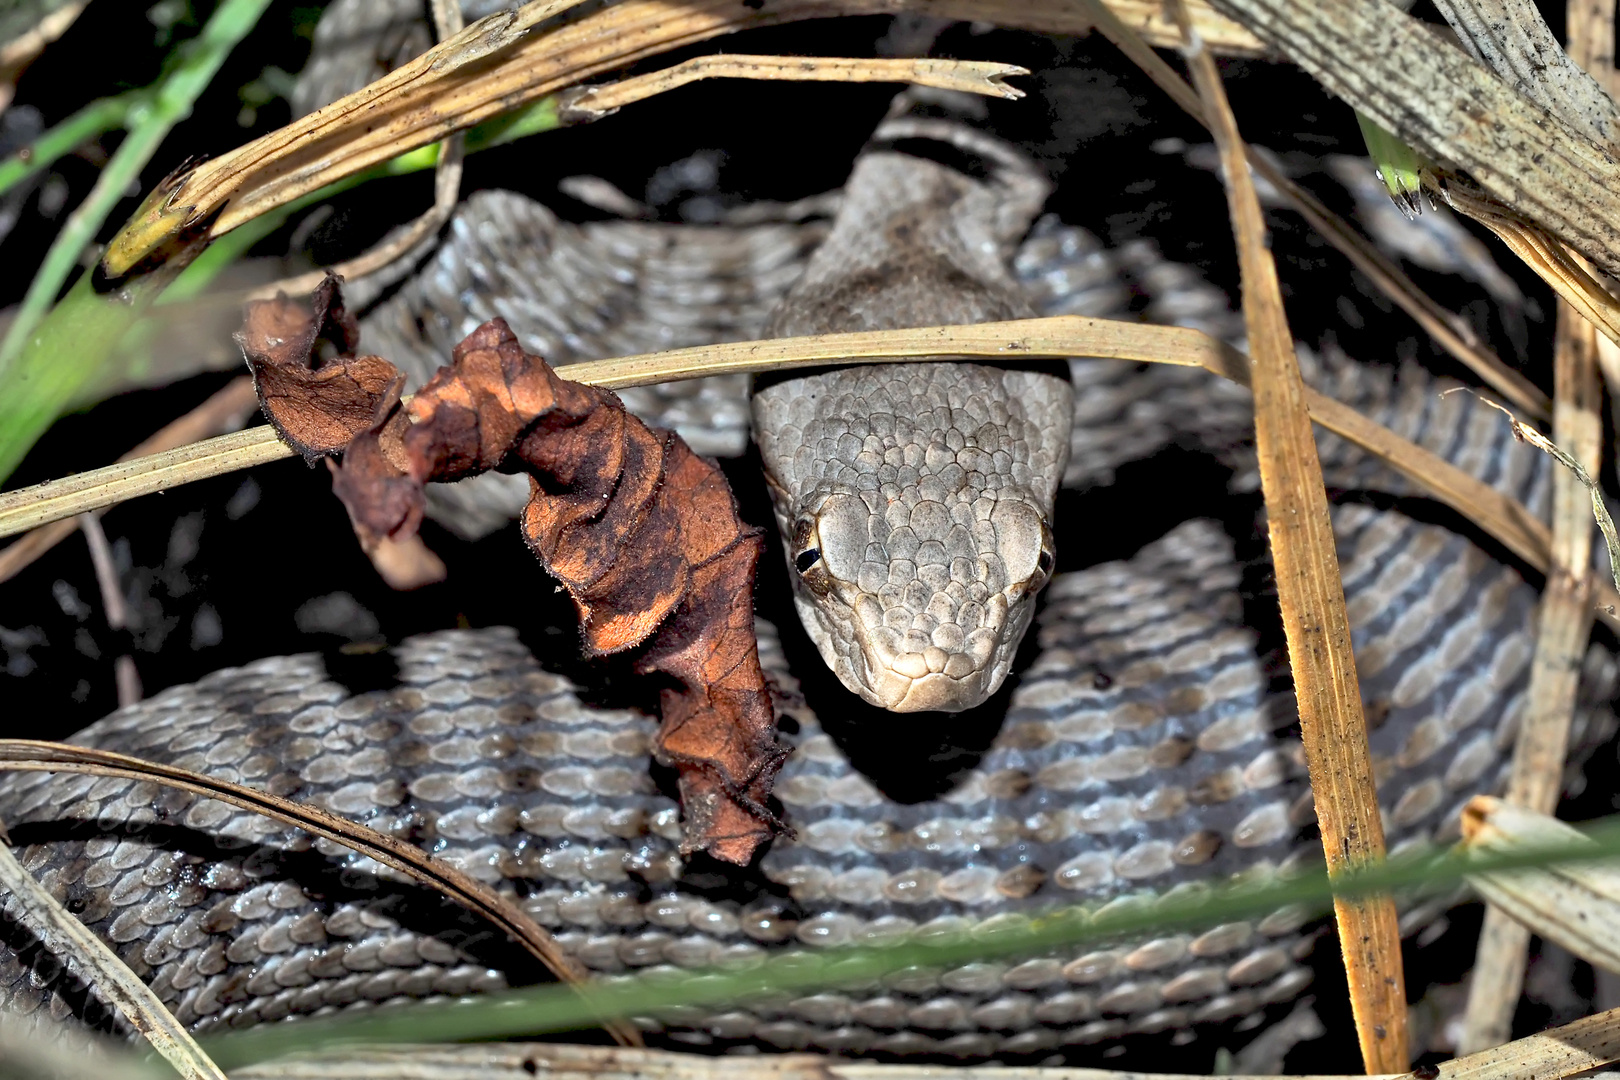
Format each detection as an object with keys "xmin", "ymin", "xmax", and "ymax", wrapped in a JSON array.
[{"xmin": 237, "ymin": 274, "xmax": 403, "ymax": 463}]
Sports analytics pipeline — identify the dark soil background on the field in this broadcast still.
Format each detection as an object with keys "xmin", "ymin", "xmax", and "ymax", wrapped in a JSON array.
[{"xmin": 1, "ymin": 0, "xmax": 1616, "ymax": 1069}]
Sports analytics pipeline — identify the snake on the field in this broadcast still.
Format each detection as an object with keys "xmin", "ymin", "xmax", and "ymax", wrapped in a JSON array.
[{"xmin": 2, "ymin": 0, "xmax": 1618, "ymax": 1062}]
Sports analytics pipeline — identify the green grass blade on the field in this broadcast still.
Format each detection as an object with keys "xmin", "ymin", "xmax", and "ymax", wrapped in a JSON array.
[{"xmin": 0, "ymin": 0, "xmax": 273, "ymax": 483}]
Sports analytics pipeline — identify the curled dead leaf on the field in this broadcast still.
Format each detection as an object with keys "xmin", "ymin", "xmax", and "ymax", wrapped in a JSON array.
[{"xmin": 244, "ymin": 284, "xmax": 788, "ymax": 863}]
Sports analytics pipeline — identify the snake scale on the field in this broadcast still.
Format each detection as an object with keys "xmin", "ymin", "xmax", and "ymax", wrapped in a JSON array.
[{"xmin": 3, "ymin": 0, "xmax": 1619, "ymax": 1062}]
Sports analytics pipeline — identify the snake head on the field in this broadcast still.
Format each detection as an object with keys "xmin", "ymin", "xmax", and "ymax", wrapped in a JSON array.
[
  {"xmin": 756, "ymin": 363, "xmax": 1071, "ymax": 714},
  {"xmin": 780, "ymin": 483, "xmax": 1057, "ymax": 712}
]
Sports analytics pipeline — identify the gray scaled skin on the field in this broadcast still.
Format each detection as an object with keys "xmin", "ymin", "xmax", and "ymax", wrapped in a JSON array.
[{"xmin": 752, "ymin": 107, "xmax": 1073, "ymax": 712}]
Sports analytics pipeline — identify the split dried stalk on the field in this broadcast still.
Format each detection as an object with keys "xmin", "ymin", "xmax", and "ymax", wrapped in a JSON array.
[
  {"xmin": 1462, "ymin": 797, "xmax": 1620, "ymax": 977},
  {"xmin": 1175, "ymin": 5, "xmax": 1406, "ymax": 1068},
  {"xmin": 0, "ymin": 738, "xmax": 640, "ymax": 1048},
  {"xmin": 1078, "ymin": 0, "xmax": 1548, "ymax": 418},
  {"xmin": 1459, "ymin": 301, "xmax": 1606, "ymax": 1052},
  {"xmin": 0, "ymin": 836, "xmax": 226, "ymax": 1080},
  {"xmin": 105, "ymin": 1, "xmax": 1018, "ymax": 277},
  {"xmin": 254, "ymin": 0, "xmax": 468, "ymax": 301},
  {"xmin": 1440, "ymin": 181, "xmax": 1620, "ymax": 352}
]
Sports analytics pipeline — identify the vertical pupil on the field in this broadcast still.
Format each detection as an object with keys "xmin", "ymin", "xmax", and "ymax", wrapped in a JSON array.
[{"xmin": 795, "ymin": 549, "xmax": 822, "ymax": 573}]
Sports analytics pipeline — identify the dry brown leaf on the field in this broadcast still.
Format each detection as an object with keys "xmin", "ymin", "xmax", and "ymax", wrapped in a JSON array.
[{"xmin": 253, "ymin": 284, "xmax": 788, "ymax": 864}]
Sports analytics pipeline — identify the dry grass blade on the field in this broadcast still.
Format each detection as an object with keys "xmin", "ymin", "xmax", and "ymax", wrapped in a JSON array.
[
  {"xmin": 1427, "ymin": 0, "xmax": 1620, "ymax": 146},
  {"xmin": 0, "ymin": 424, "xmax": 294, "ymax": 539},
  {"xmin": 2, "ymin": 315, "xmax": 1612, "ymax": 637},
  {"xmin": 0, "ymin": 837, "xmax": 227, "ymax": 1079},
  {"xmin": 0, "ymin": 739, "xmax": 641, "ymax": 1048},
  {"xmin": 0, "ymin": 316, "xmax": 1230, "ymax": 538},
  {"xmin": 251, "ymin": 0, "xmax": 467, "ymax": 302},
  {"xmin": 102, "ymin": 0, "xmax": 1049, "ymax": 278},
  {"xmin": 0, "ymin": 375, "xmax": 257, "ymax": 584},
  {"xmin": 1174, "ymin": 3, "xmax": 1407, "ymax": 1069},
  {"xmin": 1458, "ymin": 301, "xmax": 1606, "ymax": 1051},
  {"xmin": 1078, "ymin": 0, "xmax": 1549, "ymax": 418}
]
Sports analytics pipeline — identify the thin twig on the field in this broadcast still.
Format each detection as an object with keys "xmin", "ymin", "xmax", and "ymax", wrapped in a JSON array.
[
  {"xmin": 1077, "ymin": 0, "xmax": 1549, "ymax": 419},
  {"xmin": 563, "ymin": 54, "xmax": 1026, "ymax": 119},
  {"xmin": 77, "ymin": 512, "xmax": 141, "ymax": 708},
  {"xmin": 1173, "ymin": 3, "xmax": 1406, "ymax": 1068},
  {"xmin": 1455, "ymin": 391, "xmax": 1620, "ymax": 594},
  {"xmin": 0, "ymin": 833, "xmax": 226, "ymax": 1079},
  {"xmin": 0, "ymin": 738, "xmax": 642, "ymax": 1048}
]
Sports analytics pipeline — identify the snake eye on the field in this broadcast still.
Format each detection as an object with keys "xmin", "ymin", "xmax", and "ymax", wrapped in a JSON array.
[
  {"xmin": 1037, "ymin": 549, "xmax": 1054, "ymax": 577},
  {"xmin": 795, "ymin": 548, "xmax": 822, "ymax": 573}
]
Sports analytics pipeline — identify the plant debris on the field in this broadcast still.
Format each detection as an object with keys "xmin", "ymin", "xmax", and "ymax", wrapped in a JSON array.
[{"xmin": 240, "ymin": 277, "xmax": 788, "ymax": 864}]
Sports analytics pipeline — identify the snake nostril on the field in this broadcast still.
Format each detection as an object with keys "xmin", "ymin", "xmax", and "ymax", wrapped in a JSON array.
[{"xmin": 795, "ymin": 548, "xmax": 822, "ymax": 573}]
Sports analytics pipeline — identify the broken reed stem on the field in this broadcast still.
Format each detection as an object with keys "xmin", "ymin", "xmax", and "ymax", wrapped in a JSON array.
[
  {"xmin": 1458, "ymin": 301, "xmax": 1608, "ymax": 1053},
  {"xmin": 1076, "ymin": 0, "xmax": 1549, "ymax": 419},
  {"xmin": 0, "ymin": 836, "xmax": 227, "ymax": 1080},
  {"xmin": 2, "ymin": 316, "xmax": 1612, "ymax": 636},
  {"xmin": 1174, "ymin": 6, "xmax": 1407, "ymax": 1069},
  {"xmin": 1203, "ymin": 0, "xmax": 1620, "ymax": 282},
  {"xmin": 0, "ymin": 738, "xmax": 641, "ymax": 1049}
]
